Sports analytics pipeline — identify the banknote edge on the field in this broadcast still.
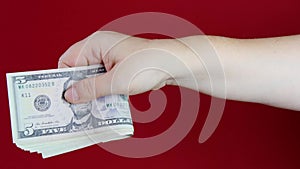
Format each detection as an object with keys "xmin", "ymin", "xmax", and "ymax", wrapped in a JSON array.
[
  {"xmin": 15, "ymin": 123, "xmax": 134, "ymax": 145},
  {"xmin": 6, "ymin": 73, "xmax": 18, "ymax": 144},
  {"xmin": 6, "ymin": 64, "xmax": 104, "ymax": 76}
]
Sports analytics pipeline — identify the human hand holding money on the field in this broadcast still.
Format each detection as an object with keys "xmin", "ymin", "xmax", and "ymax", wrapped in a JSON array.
[
  {"xmin": 7, "ymin": 31, "xmax": 191, "ymax": 158},
  {"xmin": 13, "ymin": 30, "xmax": 208, "ymax": 159}
]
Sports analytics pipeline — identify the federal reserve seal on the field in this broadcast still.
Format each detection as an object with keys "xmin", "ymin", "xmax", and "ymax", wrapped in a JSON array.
[{"xmin": 34, "ymin": 95, "xmax": 51, "ymax": 112}]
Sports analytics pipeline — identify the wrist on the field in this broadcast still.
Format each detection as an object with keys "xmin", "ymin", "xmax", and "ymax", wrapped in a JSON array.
[{"xmin": 148, "ymin": 37, "xmax": 207, "ymax": 89}]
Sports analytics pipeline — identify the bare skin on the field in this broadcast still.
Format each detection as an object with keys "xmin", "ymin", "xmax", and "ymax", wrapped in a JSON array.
[{"xmin": 58, "ymin": 31, "xmax": 300, "ymax": 111}]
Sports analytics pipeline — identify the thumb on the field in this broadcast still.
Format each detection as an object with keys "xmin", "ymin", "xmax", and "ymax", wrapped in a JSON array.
[{"xmin": 64, "ymin": 71, "xmax": 121, "ymax": 104}]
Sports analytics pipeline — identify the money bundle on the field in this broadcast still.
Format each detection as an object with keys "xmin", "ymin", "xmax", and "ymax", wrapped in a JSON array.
[{"xmin": 6, "ymin": 65, "xmax": 134, "ymax": 158}]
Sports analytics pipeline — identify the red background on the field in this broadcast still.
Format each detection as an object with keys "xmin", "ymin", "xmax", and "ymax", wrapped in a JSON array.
[{"xmin": 1, "ymin": 0, "xmax": 300, "ymax": 168}]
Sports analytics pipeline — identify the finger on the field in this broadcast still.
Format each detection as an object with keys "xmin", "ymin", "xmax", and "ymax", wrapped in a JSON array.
[
  {"xmin": 58, "ymin": 41, "xmax": 89, "ymax": 68},
  {"xmin": 58, "ymin": 37, "xmax": 103, "ymax": 69},
  {"xmin": 58, "ymin": 54, "xmax": 74, "ymax": 68},
  {"xmin": 64, "ymin": 70, "xmax": 124, "ymax": 104},
  {"xmin": 58, "ymin": 31, "xmax": 131, "ymax": 69},
  {"xmin": 57, "ymin": 60, "xmax": 71, "ymax": 68}
]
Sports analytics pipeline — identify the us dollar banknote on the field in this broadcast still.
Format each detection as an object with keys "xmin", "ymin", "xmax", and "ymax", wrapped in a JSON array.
[{"xmin": 6, "ymin": 65, "xmax": 134, "ymax": 158}]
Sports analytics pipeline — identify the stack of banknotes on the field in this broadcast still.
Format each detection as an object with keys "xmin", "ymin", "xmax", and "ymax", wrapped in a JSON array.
[{"xmin": 6, "ymin": 65, "xmax": 134, "ymax": 158}]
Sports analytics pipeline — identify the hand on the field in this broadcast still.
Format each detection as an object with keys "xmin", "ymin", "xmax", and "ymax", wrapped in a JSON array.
[{"xmin": 58, "ymin": 31, "xmax": 178, "ymax": 104}]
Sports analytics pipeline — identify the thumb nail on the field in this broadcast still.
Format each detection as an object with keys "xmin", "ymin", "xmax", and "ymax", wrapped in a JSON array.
[{"xmin": 64, "ymin": 88, "xmax": 79, "ymax": 102}]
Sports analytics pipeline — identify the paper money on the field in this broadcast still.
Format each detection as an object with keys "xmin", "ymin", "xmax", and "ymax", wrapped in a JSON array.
[{"xmin": 6, "ymin": 65, "xmax": 134, "ymax": 158}]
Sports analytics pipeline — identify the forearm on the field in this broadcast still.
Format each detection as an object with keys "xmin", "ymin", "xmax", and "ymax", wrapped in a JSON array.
[
  {"xmin": 219, "ymin": 35, "xmax": 300, "ymax": 110},
  {"xmin": 149, "ymin": 35, "xmax": 300, "ymax": 110},
  {"xmin": 176, "ymin": 35, "xmax": 300, "ymax": 110}
]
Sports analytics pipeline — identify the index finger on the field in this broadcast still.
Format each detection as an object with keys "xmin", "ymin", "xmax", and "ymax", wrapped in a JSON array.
[{"xmin": 58, "ymin": 40, "xmax": 92, "ymax": 68}]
